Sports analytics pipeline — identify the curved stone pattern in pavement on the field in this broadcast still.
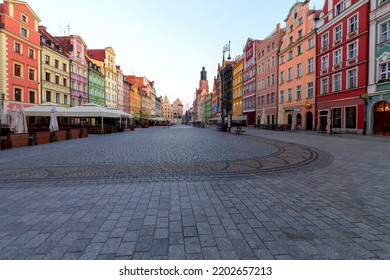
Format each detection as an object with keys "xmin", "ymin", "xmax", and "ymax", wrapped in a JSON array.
[{"xmin": 0, "ymin": 135, "xmax": 332, "ymax": 182}]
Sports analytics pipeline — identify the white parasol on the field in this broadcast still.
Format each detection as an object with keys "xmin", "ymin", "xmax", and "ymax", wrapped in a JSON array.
[
  {"xmin": 16, "ymin": 104, "xmax": 28, "ymax": 134},
  {"xmin": 10, "ymin": 105, "xmax": 18, "ymax": 133},
  {"xmin": 49, "ymin": 106, "xmax": 59, "ymax": 132}
]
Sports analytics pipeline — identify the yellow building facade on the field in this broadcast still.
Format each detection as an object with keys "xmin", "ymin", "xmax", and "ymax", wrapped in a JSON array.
[
  {"xmin": 40, "ymin": 27, "xmax": 71, "ymax": 108},
  {"xmin": 278, "ymin": 2, "xmax": 319, "ymax": 130},
  {"xmin": 232, "ymin": 55, "xmax": 244, "ymax": 117}
]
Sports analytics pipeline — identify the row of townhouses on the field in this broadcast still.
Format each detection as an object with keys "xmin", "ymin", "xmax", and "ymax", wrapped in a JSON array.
[
  {"xmin": 194, "ymin": 0, "xmax": 389, "ymax": 135},
  {"xmin": 0, "ymin": 0, "xmax": 183, "ymax": 127}
]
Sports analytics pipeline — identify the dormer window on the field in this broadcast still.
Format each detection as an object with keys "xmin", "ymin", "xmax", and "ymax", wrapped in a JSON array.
[{"xmin": 335, "ymin": 1, "xmax": 344, "ymax": 16}]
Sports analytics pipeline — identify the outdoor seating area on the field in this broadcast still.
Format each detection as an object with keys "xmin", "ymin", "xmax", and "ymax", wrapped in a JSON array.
[
  {"xmin": 0, "ymin": 103, "xmax": 135, "ymax": 151},
  {"xmin": 256, "ymin": 124, "xmax": 292, "ymax": 131}
]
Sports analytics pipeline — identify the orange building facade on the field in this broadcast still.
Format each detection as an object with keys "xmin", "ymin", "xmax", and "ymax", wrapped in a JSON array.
[{"xmin": 278, "ymin": 1, "xmax": 320, "ymax": 130}]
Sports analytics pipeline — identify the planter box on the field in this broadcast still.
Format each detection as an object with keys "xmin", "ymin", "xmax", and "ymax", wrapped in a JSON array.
[
  {"xmin": 8, "ymin": 133, "xmax": 29, "ymax": 148},
  {"xmin": 55, "ymin": 130, "xmax": 67, "ymax": 141},
  {"xmin": 80, "ymin": 128, "xmax": 88, "ymax": 138},
  {"xmin": 69, "ymin": 129, "xmax": 80, "ymax": 139},
  {"xmin": 35, "ymin": 131, "xmax": 51, "ymax": 145}
]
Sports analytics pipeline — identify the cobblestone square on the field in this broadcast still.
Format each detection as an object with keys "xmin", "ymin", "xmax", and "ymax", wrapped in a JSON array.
[{"xmin": 0, "ymin": 125, "xmax": 389, "ymax": 260}]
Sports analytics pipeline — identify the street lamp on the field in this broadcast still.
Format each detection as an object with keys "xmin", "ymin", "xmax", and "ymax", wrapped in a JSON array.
[{"xmin": 221, "ymin": 41, "xmax": 231, "ymax": 132}]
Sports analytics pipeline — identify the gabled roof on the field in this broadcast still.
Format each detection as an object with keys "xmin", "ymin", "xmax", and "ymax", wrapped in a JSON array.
[{"xmin": 87, "ymin": 49, "xmax": 106, "ymax": 61}]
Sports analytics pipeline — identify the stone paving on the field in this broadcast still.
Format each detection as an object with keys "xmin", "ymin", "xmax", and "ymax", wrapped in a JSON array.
[{"xmin": 0, "ymin": 125, "xmax": 389, "ymax": 260}]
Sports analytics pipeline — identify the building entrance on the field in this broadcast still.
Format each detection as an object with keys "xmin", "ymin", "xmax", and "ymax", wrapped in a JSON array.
[{"xmin": 374, "ymin": 101, "xmax": 390, "ymax": 136}]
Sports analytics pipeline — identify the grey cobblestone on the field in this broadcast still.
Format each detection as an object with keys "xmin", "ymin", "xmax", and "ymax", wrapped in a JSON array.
[{"xmin": 0, "ymin": 126, "xmax": 389, "ymax": 259}]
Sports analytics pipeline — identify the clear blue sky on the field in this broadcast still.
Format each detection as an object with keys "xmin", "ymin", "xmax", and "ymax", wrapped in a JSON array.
[{"xmin": 25, "ymin": 0, "xmax": 325, "ymax": 109}]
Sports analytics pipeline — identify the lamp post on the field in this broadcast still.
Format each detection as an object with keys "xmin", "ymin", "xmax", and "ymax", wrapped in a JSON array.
[{"xmin": 221, "ymin": 41, "xmax": 231, "ymax": 132}]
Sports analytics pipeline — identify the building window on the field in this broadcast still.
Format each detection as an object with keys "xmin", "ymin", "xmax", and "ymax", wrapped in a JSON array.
[
  {"xmin": 56, "ymin": 93, "xmax": 60, "ymax": 104},
  {"xmin": 298, "ymin": 17, "xmax": 303, "ymax": 25},
  {"xmin": 288, "ymin": 67, "xmax": 293, "ymax": 81},
  {"xmin": 297, "ymin": 44, "xmax": 303, "ymax": 55},
  {"xmin": 46, "ymin": 91, "xmax": 51, "ymax": 102},
  {"xmin": 334, "ymin": 49, "xmax": 342, "ymax": 65},
  {"xmin": 287, "ymin": 88, "xmax": 293, "ymax": 102},
  {"xmin": 14, "ymin": 42, "xmax": 21, "ymax": 53},
  {"xmin": 63, "ymin": 63, "xmax": 67, "ymax": 72},
  {"xmin": 20, "ymin": 27, "xmax": 27, "ymax": 37},
  {"xmin": 46, "ymin": 72, "xmax": 51, "ymax": 82},
  {"xmin": 280, "ymin": 71, "xmax": 285, "ymax": 84},
  {"xmin": 45, "ymin": 55, "xmax": 50, "ymax": 64},
  {"xmin": 322, "ymin": 33, "xmax": 329, "ymax": 48},
  {"xmin": 64, "ymin": 95, "xmax": 68, "ymax": 105},
  {"xmin": 14, "ymin": 64, "xmax": 22, "ymax": 77},
  {"xmin": 298, "ymin": 30, "xmax": 303, "ymax": 39},
  {"xmin": 345, "ymin": 107, "xmax": 356, "ymax": 129},
  {"xmin": 322, "ymin": 55, "xmax": 329, "ymax": 70},
  {"xmin": 332, "ymin": 108, "xmax": 342, "ymax": 129},
  {"xmin": 380, "ymin": 21, "xmax": 390, "ymax": 43},
  {"xmin": 29, "ymin": 91, "xmax": 35, "ymax": 103},
  {"xmin": 271, "ymin": 93, "xmax": 275, "ymax": 104},
  {"xmin": 288, "ymin": 50, "xmax": 293, "ymax": 60},
  {"xmin": 321, "ymin": 78, "xmax": 328, "ymax": 94},
  {"xmin": 28, "ymin": 49, "xmax": 34, "ymax": 59},
  {"xmin": 308, "ymin": 37, "xmax": 314, "ymax": 49},
  {"xmin": 348, "ymin": 69, "xmax": 357, "ymax": 88},
  {"xmin": 21, "ymin": 14, "xmax": 27, "ymax": 22},
  {"xmin": 379, "ymin": 62, "xmax": 390, "ymax": 80},
  {"xmin": 296, "ymin": 85, "xmax": 302, "ymax": 100},
  {"xmin": 280, "ymin": 55, "xmax": 285, "ymax": 64},
  {"xmin": 349, "ymin": 14, "xmax": 358, "ymax": 33},
  {"xmin": 297, "ymin": 63, "xmax": 302, "ymax": 78},
  {"xmin": 335, "ymin": 24, "xmax": 342, "ymax": 41},
  {"xmin": 55, "ymin": 59, "xmax": 59, "ymax": 68},
  {"xmin": 333, "ymin": 73, "xmax": 342, "ymax": 92},
  {"xmin": 63, "ymin": 78, "xmax": 68, "ymax": 87},
  {"xmin": 280, "ymin": 90, "xmax": 284, "ymax": 103},
  {"xmin": 28, "ymin": 69, "xmax": 35, "ymax": 80},
  {"xmin": 14, "ymin": 88, "xmax": 22, "ymax": 101},
  {"xmin": 348, "ymin": 42, "xmax": 358, "ymax": 59},
  {"xmin": 335, "ymin": 1, "xmax": 344, "ymax": 16},
  {"xmin": 55, "ymin": 75, "xmax": 60, "ymax": 85},
  {"xmin": 308, "ymin": 58, "xmax": 314, "ymax": 73},
  {"xmin": 307, "ymin": 82, "xmax": 314, "ymax": 98}
]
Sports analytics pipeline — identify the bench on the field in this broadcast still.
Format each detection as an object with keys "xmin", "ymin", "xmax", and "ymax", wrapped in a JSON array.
[{"xmin": 234, "ymin": 127, "xmax": 246, "ymax": 135}]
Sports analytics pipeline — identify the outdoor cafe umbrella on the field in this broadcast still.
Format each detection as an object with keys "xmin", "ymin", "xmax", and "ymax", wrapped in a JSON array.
[
  {"xmin": 261, "ymin": 107, "xmax": 266, "ymax": 125},
  {"xmin": 49, "ymin": 106, "xmax": 59, "ymax": 132},
  {"xmin": 10, "ymin": 105, "xmax": 18, "ymax": 133},
  {"xmin": 16, "ymin": 104, "xmax": 28, "ymax": 134},
  {"xmin": 278, "ymin": 106, "xmax": 284, "ymax": 125}
]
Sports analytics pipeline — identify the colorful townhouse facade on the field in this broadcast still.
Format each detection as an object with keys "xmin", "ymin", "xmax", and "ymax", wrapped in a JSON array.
[
  {"xmin": 116, "ymin": 65, "xmax": 124, "ymax": 111},
  {"xmin": 367, "ymin": 0, "xmax": 390, "ymax": 135},
  {"xmin": 122, "ymin": 76, "xmax": 130, "ymax": 114},
  {"xmin": 232, "ymin": 55, "xmax": 244, "ymax": 118},
  {"xmin": 88, "ymin": 47, "xmax": 118, "ymax": 109},
  {"xmin": 56, "ymin": 35, "xmax": 88, "ymax": 107},
  {"xmin": 0, "ymin": 0, "xmax": 41, "ymax": 122},
  {"xmin": 316, "ymin": 0, "xmax": 370, "ymax": 134},
  {"xmin": 243, "ymin": 38, "xmax": 260, "ymax": 126},
  {"xmin": 127, "ymin": 79, "xmax": 142, "ymax": 118},
  {"xmin": 256, "ymin": 24, "xmax": 284, "ymax": 126},
  {"xmin": 279, "ymin": 2, "xmax": 319, "ymax": 130},
  {"xmin": 39, "ymin": 26, "xmax": 70, "ymax": 108},
  {"xmin": 86, "ymin": 56, "xmax": 105, "ymax": 107}
]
